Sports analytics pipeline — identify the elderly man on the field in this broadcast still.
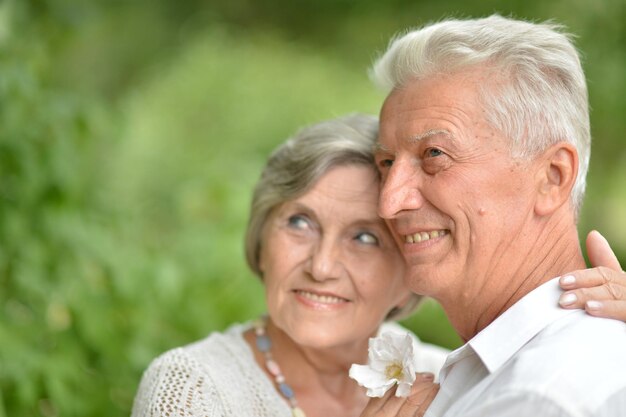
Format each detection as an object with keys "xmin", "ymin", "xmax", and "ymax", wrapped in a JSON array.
[{"xmin": 370, "ymin": 15, "xmax": 626, "ymax": 416}]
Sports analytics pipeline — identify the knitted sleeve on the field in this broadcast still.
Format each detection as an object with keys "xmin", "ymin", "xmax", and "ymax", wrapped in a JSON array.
[{"xmin": 131, "ymin": 348, "xmax": 225, "ymax": 417}]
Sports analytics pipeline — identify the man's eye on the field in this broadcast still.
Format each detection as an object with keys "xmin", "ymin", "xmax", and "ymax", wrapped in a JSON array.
[
  {"xmin": 355, "ymin": 232, "xmax": 379, "ymax": 245},
  {"xmin": 379, "ymin": 159, "xmax": 394, "ymax": 168},
  {"xmin": 287, "ymin": 215, "xmax": 310, "ymax": 230},
  {"xmin": 426, "ymin": 148, "xmax": 444, "ymax": 157}
]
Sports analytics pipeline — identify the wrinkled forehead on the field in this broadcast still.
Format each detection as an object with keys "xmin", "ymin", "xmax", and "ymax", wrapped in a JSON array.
[{"xmin": 375, "ymin": 129, "xmax": 456, "ymax": 152}]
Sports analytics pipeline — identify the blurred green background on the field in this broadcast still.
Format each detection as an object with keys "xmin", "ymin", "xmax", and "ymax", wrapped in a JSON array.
[{"xmin": 1, "ymin": 0, "xmax": 624, "ymax": 415}]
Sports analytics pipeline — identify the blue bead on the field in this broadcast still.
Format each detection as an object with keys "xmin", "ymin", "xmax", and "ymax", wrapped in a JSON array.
[
  {"xmin": 279, "ymin": 382, "xmax": 294, "ymax": 399},
  {"xmin": 256, "ymin": 335, "xmax": 271, "ymax": 352}
]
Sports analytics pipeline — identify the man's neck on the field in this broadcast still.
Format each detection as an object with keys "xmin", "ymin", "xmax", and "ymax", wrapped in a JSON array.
[{"xmin": 443, "ymin": 221, "xmax": 586, "ymax": 342}]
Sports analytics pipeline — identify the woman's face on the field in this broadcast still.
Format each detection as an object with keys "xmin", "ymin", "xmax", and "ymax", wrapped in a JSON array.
[{"xmin": 259, "ymin": 164, "xmax": 410, "ymax": 350}]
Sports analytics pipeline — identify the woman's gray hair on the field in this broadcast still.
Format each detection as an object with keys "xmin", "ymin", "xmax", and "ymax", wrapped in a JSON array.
[
  {"xmin": 245, "ymin": 113, "xmax": 421, "ymax": 321},
  {"xmin": 371, "ymin": 14, "xmax": 590, "ymax": 216}
]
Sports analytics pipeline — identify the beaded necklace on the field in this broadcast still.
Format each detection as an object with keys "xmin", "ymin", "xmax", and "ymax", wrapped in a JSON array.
[{"xmin": 253, "ymin": 316, "xmax": 307, "ymax": 417}]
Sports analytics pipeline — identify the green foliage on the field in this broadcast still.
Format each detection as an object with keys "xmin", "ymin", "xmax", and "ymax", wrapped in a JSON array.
[
  {"xmin": 0, "ymin": 4, "xmax": 135, "ymax": 415},
  {"xmin": 0, "ymin": 0, "xmax": 624, "ymax": 416},
  {"xmin": 1, "ymin": 20, "xmax": 109, "ymax": 417}
]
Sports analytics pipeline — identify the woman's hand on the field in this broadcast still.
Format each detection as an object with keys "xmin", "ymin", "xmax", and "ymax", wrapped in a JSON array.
[
  {"xmin": 359, "ymin": 373, "xmax": 439, "ymax": 417},
  {"xmin": 559, "ymin": 230, "xmax": 626, "ymax": 320}
]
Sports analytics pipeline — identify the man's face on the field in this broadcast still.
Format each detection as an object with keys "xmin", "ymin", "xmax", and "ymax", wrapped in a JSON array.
[{"xmin": 375, "ymin": 69, "xmax": 538, "ymax": 304}]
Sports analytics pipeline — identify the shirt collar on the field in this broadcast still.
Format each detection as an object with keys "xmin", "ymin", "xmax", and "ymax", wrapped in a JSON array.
[{"xmin": 465, "ymin": 277, "xmax": 578, "ymax": 373}]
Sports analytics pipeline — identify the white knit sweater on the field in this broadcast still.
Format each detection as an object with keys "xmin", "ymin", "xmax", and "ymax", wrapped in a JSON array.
[{"xmin": 131, "ymin": 321, "xmax": 449, "ymax": 417}]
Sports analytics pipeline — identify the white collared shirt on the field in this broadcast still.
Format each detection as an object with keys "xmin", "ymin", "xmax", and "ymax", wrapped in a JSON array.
[{"xmin": 426, "ymin": 278, "xmax": 626, "ymax": 417}]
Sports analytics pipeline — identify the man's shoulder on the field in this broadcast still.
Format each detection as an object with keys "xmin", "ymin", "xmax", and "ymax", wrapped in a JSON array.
[
  {"xmin": 497, "ymin": 312, "xmax": 626, "ymax": 408},
  {"xmin": 530, "ymin": 310, "xmax": 626, "ymax": 350},
  {"xmin": 512, "ymin": 311, "xmax": 626, "ymax": 370}
]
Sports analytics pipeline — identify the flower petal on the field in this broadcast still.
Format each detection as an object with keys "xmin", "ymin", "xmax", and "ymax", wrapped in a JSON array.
[
  {"xmin": 367, "ymin": 380, "xmax": 397, "ymax": 398},
  {"xmin": 395, "ymin": 381, "xmax": 412, "ymax": 397},
  {"xmin": 349, "ymin": 364, "xmax": 387, "ymax": 386},
  {"xmin": 350, "ymin": 331, "xmax": 422, "ymax": 398}
]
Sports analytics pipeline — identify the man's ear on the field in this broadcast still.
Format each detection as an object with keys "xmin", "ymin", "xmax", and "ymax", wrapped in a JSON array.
[{"xmin": 534, "ymin": 142, "xmax": 578, "ymax": 216}]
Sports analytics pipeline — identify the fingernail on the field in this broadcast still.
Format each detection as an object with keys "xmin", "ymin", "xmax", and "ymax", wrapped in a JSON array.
[
  {"xmin": 560, "ymin": 275, "xmax": 576, "ymax": 286},
  {"xmin": 591, "ymin": 230, "xmax": 608, "ymax": 242},
  {"xmin": 420, "ymin": 372, "xmax": 435, "ymax": 381},
  {"xmin": 586, "ymin": 300, "xmax": 602, "ymax": 311},
  {"xmin": 559, "ymin": 292, "xmax": 577, "ymax": 306}
]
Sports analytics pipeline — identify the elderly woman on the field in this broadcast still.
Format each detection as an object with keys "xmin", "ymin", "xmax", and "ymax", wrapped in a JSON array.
[{"xmin": 131, "ymin": 114, "xmax": 625, "ymax": 417}]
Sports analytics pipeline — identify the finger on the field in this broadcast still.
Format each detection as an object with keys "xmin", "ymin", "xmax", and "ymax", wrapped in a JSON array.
[
  {"xmin": 559, "ymin": 266, "xmax": 626, "ymax": 291},
  {"xmin": 585, "ymin": 300, "xmax": 626, "ymax": 322},
  {"xmin": 395, "ymin": 374, "xmax": 437, "ymax": 417},
  {"xmin": 414, "ymin": 383, "xmax": 439, "ymax": 417},
  {"xmin": 359, "ymin": 374, "xmax": 438, "ymax": 417},
  {"xmin": 360, "ymin": 385, "xmax": 398, "ymax": 417},
  {"xmin": 378, "ymin": 386, "xmax": 407, "ymax": 417},
  {"xmin": 586, "ymin": 230, "xmax": 622, "ymax": 270},
  {"xmin": 559, "ymin": 268, "xmax": 626, "ymax": 318},
  {"xmin": 559, "ymin": 231, "xmax": 622, "ymax": 293},
  {"xmin": 559, "ymin": 268, "xmax": 626, "ymax": 310}
]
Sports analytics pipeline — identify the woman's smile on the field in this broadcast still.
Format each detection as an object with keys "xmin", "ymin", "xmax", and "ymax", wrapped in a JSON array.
[{"xmin": 292, "ymin": 289, "xmax": 350, "ymax": 309}]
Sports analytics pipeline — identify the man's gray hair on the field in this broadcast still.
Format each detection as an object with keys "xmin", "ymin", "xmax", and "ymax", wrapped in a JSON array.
[
  {"xmin": 245, "ymin": 113, "xmax": 421, "ymax": 320},
  {"xmin": 371, "ymin": 14, "xmax": 590, "ymax": 215}
]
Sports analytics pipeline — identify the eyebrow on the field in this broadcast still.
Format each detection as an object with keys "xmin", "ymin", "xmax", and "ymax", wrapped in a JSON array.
[
  {"xmin": 372, "ymin": 142, "xmax": 389, "ymax": 153},
  {"xmin": 374, "ymin": 128, "xmax": 455, "ymax": 153},
  {"xmin": 408, "ymin": 129, "xmax": 454, "ymax": 143}
]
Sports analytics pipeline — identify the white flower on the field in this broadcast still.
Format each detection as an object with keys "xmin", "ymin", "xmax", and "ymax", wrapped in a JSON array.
[{"xmin": 349, "ymin": 331, "xmax": 419, "ymax": 397}]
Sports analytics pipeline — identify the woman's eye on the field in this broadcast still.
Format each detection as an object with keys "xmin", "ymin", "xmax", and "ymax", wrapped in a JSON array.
[
  {"xmin": 379, "ymin": 159, "xmax": 394, "ymax": 169},
  {"xmin": 287, "ymin": 215, "xmax": 310, "ymax": 230},
  {"xmin": 355, "ymin": 232, "xmax": 379, "ymax": 245}
]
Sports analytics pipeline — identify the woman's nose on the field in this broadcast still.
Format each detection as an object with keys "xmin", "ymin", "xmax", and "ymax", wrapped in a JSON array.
[{"xmin": 305, "ymin": 238, "xmax": 344, "ymax": 282}]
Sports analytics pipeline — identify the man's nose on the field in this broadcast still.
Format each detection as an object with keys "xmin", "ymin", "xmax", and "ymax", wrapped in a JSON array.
[{"xmin": 378, "ymin": 161, "xmax": 425, "ymax": 219}]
